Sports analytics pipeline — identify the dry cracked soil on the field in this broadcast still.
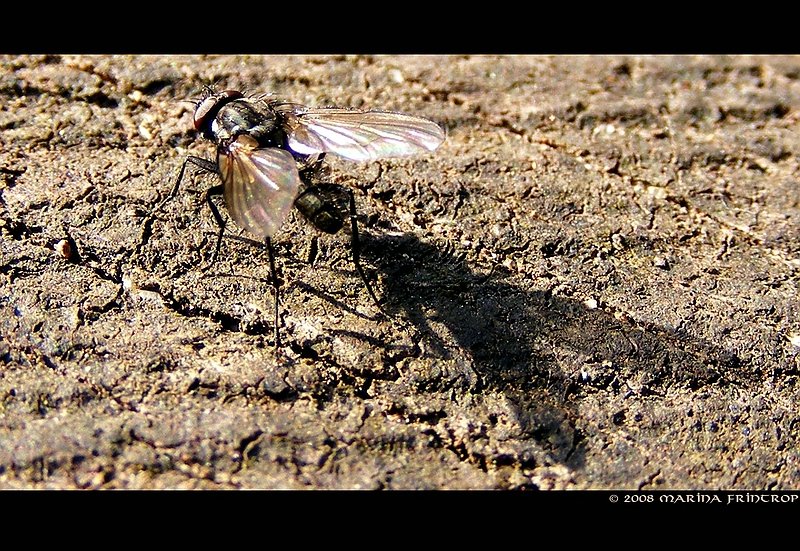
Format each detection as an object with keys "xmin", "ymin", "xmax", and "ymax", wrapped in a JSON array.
[{"xmin": 0, "ymin": 55, "xmax": 798, "ymax": 489}]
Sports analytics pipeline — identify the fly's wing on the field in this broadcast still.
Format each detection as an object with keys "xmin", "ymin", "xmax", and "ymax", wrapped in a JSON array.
[
  {"xmin": 277, "ymin": 105, "xmax": 446, "ymax": 162},
  {"xmin": 218, "ymin": 136, "xmax": 302, "ymax": 239}
]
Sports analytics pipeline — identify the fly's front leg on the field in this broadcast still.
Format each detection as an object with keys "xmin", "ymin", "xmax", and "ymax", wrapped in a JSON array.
[
  {"xmin": 146, "ymin": 156, "xmax": 218, "ymax": 237},
  {"xmin": 161, "ymin": 156, "xmax": 219, "ymax": 209},
  {"xmin": 163, "ymin": 156, "xmax": 227, "ymax": 267}
]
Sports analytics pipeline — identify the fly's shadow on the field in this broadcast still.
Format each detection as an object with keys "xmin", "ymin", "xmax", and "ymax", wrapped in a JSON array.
[
  {"xmin": 351, "ymin": 232, "xmax": 744, "ymax": 399},
  {"xmin": 341, "ymin": 231, "xmax": 747, "ymax": 470}
]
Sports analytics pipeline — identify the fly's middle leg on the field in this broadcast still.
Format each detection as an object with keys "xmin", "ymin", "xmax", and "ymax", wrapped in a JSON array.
[{"xmin": 265, "ymin": 237, "xmax": 281, "ymax": 347}]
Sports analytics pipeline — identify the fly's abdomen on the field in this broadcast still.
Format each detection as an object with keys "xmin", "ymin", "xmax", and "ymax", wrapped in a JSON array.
[{"xmin": 294, "ymin": 187, "xmax": 345, "ymax": 234}]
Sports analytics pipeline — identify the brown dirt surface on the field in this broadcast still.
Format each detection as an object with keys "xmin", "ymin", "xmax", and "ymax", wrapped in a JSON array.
[{"xmin": 1, "ymin": 55, "xmax": 798, "ymax": 489}]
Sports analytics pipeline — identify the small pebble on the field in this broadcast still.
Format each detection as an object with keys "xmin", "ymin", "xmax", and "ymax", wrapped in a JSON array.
[
  {"xmin": 55, "ymin": 239, "xmax": 72, "ymax": 260},
  {"xmin": 653, "ymin": 256, "xmax": 670, "ymax": 270}
]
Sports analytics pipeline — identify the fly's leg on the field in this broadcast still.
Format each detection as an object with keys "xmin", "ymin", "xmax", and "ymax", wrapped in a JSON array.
[
  {"xmin": 173, "ymin": 156, "xmax": 218, "ymax": 196},
  {"xmin": 266, "ymin": 237, "xmax": 281, "ymax": 347},
  {"xmin": 204, "ymin": 184, "xmax": 227, "ymax": 265},
  {"xmin": 161, "ymin": 156, "xmax": 219, "ymax": 209},
  {"xmin": 168, "ymin": 156, "xmax": 226, "ymax": 266},
  {"xmin": 345, "ymin": 188, "xmax": 383, "ymax": 313},
  {"xmin": 294, "ymin": 182, "xmax": 384, "ymax": 315},
  {"xmin": 146, "ymin": 156, "xmax": 219, "ymax": 236},
  {"xmin": 177, "ymin": 158, "xmax": 280, "ymax": 345},
  {"xmin": 155, "ymin": 155, "xmax": 227, "ymax": 265}
]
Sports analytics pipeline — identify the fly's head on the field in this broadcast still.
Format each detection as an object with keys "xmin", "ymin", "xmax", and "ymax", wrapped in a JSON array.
[{"xmin": 193, "ymin": 89, "xmax": 244, "ymax": 141}]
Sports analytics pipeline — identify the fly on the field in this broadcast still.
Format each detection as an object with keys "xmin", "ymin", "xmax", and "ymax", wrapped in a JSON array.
[{"xmin": 168, "ymin": 88, "xmax": 446, "ymax": 346}]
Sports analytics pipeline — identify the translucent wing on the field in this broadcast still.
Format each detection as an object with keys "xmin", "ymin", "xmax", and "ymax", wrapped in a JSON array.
[
  {"xmin": 278, "ymin": 106, "xmax": 446, "ymax": 162},
  {"xmin": 218, "ymin": 136, "xmax": 302, "ymax": 239}
]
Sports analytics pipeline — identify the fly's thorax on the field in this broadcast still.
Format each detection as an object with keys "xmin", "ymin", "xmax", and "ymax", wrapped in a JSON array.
[{"xmin": 212, "ymin": 99, "xmax": 282, "ymax": 148}]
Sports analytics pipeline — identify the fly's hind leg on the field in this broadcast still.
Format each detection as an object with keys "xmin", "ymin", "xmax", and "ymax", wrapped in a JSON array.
[
  {"xmin": 295, "ymin": 182, "xmax": 384, "ymax": 315},
  {"xmin": 344, "ymin": 188, "xmax": 384, "ymax": 313}
]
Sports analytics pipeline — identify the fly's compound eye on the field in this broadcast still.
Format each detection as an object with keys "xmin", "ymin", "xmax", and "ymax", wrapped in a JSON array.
[{"xmin": 193, "ymin": 89, "xmax": 244, "ymax": 134}]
